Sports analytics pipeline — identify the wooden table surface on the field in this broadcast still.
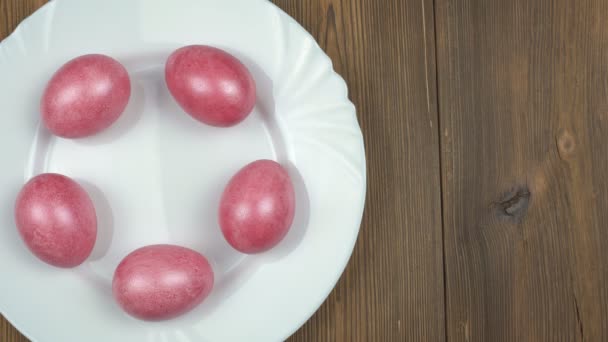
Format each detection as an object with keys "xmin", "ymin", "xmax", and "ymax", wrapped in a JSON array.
[{"xmin": 2, "ymin": 0, "xmax": 608, "ymax": 341}]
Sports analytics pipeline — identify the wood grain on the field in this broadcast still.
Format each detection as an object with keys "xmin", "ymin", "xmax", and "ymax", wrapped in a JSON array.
[
  {"xmin": 0, "ymin": 0, "xmax": 44, "ymax": 38},
  {"xmin": 271, "ymin": 0, "xmax": 445, "ymax": 341},
  {"xmin": 435, "ymin": 0, "xmax": 608, "ymax": 341},
  {"xmin": 1, "ymin": 316, "xmax": 28, "ymax": 342}
]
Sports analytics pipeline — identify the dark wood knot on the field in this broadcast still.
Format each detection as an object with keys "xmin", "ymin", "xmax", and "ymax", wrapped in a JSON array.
[{"xmin": 493, "ymin": 186, "xmax": 531, "ymax": 223}]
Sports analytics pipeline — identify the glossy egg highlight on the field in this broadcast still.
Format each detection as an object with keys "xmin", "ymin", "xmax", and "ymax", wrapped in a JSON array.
[
  {"xmin": 112, "ymin": 244, "xmax": 214, "ymax": 321},
  {"xmin": 14, "ymin": 173, "xmax": 97, "ymax": 268},
  {"xmin": 219, "ymin": 160, "xmax": 296, "ymax": 254},
  {"xmin": 165, "ymin": 45, "xmax": 256, "ymax": 127},
  {"xmin": 41, "ymin": 54, "xmax": 131, "ymax": 138}
]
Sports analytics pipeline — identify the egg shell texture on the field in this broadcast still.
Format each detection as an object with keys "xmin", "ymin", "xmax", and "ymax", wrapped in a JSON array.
[
  {"xmin": 165, "ymin": 45, "xmax": 256, "ymax": 127},
  {"xmin": 112, "ymin": 244, "xmax": 214, "ymax": 321},
  {"xmin": 14, "ymin": 173, "xmax": 97, "ymax": 268},
  {"xmin": 219, "ymin": 160, "xmax": 296, "ymax": 254},
  {"xmin": 41, "ymin": 54, "xmax": 131, "ymax": 138}
]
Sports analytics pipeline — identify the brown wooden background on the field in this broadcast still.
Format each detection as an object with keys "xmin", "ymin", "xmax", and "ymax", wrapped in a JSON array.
[{"xmin": 2, "ymin": 0, "xmax": 608, "ymax": 341}]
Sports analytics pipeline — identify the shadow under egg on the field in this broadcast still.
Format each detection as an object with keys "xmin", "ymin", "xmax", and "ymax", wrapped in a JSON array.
[{"xmin": 76, "ymin": 179, "xmax": 115, "ymax": 261}]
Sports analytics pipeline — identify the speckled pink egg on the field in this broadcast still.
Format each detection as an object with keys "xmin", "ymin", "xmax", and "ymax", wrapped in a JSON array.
[
  {"xmin": 14, "ymin": 173, "xmax": 97, "ymax": 268},
  {"xmin": 219, "ymin": 160, "xmax": 296, "ymax": 254},
  {"xmin": 165, "ymin": 45, "xmax": 256, "ymax": 127},
  {"xmin": 112, "ymin": 244, "xmax": 214, "ymax": 321},
  {"xmin": 41, "ymin": 54, "xmax": 131, "ymax": 138}
]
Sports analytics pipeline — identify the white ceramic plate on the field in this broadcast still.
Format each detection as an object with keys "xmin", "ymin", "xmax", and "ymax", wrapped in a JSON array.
[{"xmin": 0, "ymin": 0, "xmax": 366, "ymax": 341}]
